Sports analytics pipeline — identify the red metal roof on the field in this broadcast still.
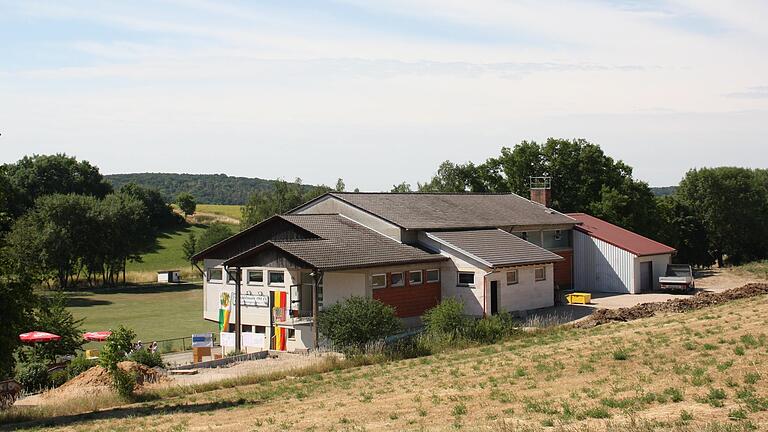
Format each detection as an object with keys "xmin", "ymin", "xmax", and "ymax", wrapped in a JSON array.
[{"xmin": 567, "ymin": 213, "xmax": 676, "ymax": 257}]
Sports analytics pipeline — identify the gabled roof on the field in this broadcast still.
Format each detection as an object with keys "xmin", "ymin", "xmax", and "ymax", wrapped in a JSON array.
[
  {"xmin": 220, "ymin": 214, "xmax": 446, "ymax": 271},
  {"xmin": 292, "ymin": 192, "xmax": 576, "ymax": 230},
  {"xmin": 425, "ymin": 229, "xmax": 564, "ymax": 268},
  {"xmin": 567, "ymin": 213, "xmax": 676, "ymax": 257}
]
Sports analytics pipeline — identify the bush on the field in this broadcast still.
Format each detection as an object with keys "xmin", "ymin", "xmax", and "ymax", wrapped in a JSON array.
[
  {"xmin": 318, "ymin": 296, "xmax": 402, "ymax": 350},
  {"xmin": 128, "ymin": 349, "xmax": 163, "ymax": 368},
  {"xmin": 100, "ymin": 326, "xmax": 135, "ymax": 370},
  {"xmin": 16, "ymin": 362, "xmax": 50, "ymax": 392},
  {"xmin": 423, "ymin": 299, "xmax": 468, "ymax": 336},
  {"xmin": 111, "ymin": 368, "xmax": 136, "ymax": 399},
  {"xmin": 49, "ymin": 369, "xmax": 69, "ymax": 388},
  {"xmin": 66, "ymin": 353, "xmax": 97, "ymax": 379}
]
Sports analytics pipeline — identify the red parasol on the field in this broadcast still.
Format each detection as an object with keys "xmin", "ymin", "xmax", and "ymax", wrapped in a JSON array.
[
  {"xmin": 83, "ymin": 331, "xmax": 112, "ymax": 342},
  {"xmin": 19, "ymin": 331, "xmax": 61, "ymax": 343}
]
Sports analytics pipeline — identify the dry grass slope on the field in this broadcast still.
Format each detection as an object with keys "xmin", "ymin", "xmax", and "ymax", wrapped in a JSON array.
[{"xmin": 5, "ymin": 294, "xmax": 768, "ymax": 431}]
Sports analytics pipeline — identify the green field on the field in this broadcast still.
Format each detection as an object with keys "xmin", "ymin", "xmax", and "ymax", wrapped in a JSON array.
[
  {"xmin": 65, "ymin": 283, "xmax": 217, "ymax": 348},
  {"xmin": 125, "ymin": 224, "xmax": 207, "ymax": 282},
  {"xmin": 196, "ymin": 204, "xmax": 242, "ymax": 221}
]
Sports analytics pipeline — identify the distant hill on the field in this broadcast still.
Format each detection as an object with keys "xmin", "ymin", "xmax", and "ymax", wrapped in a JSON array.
[
  {"xmin": 651, "ymin": 186, "xmax": 678, "ymax": 197},
  {"xmin": 105, "ymin": 173, "xmax": 311, "ymax": 205}
]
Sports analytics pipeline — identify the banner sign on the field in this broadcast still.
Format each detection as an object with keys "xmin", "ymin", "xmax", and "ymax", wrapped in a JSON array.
[
  {"xmin": 218, "ymin": 290, "xmax": 233, "ymax": 331},
  {"xmin": 191, "ymin": 333, "xmax": 213, "ymax": 348},
  {"xmin": 220, "ymin": 332, "xmax": 236, "ymax": 347},
  {"xmin": 242, "ymin": 332, "xmax": 265, "ymax": 348},
  {"xmin": 241, "ymin": 291, "xmax": 269, "ymax": 307}
]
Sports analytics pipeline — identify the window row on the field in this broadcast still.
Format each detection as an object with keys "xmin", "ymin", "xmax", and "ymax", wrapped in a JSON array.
[
  {"xmin": 371, "ymin": 269, "xmax": 440, "ymax": 289},
  {"xmin": 456, "ymin": 266, "xmax": 546, "ymax": 287},
  {"xmin": 206, "ymin": 268, "xmax": 285, "ymax": 286}
]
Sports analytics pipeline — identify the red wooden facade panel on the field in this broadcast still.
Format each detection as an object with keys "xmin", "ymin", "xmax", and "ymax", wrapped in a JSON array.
[{"xmin": 372, "ymin": 271, "xmax": 442, "ymax": 318}]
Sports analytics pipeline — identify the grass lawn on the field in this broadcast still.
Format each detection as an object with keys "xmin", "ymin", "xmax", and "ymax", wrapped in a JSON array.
[
  {"xmin": 196, "ymin": 204, "xmax": 242, "ymax": 221},
  {"xmin": 125, "ymin": 224, "xmax": 207, "ymax": 282},
  {"xmin": 13, "ymin": 287, "xmax": 768, "ymax": 430},
  {"xmin": 65, "ymin": 283, "xmax": 218, "ymax": 347}
]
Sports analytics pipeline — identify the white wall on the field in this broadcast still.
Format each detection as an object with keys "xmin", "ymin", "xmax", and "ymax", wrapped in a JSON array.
[
  {"xmin": 634, "ymin": 254, "xmax": 672, "ymax": 292},
  {"xmin": 573, "ymin": 231, "xmax": 635, "ymax": 293},
  {"xmin": 489, "ymin": 264, "xmax": 555, "ymax": 312},
  {"xmin": 322, "ymin": 272, "xmax": 367, "ymax": 307}
]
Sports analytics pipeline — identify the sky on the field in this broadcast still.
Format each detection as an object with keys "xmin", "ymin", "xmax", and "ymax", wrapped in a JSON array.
[{"xmin": 1, "ymin": 0, "xmax": 767, "ymax": 190}]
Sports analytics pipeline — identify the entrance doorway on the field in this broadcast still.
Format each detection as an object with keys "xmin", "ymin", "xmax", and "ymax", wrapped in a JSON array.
[
  {"xmin": 640, "ymin": 261, "xmax": 653, "ymax": 292},
  {"xmin": 490, "ymin": 280, "xmax": 499, "ymax": 315}
]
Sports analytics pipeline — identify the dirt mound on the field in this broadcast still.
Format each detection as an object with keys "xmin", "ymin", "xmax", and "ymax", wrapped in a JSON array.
[
  {"xmin": 575, "ymin": 283, "xmax": 768, "ymax": 328},
  {"xmin": 42, "ymin": 361, "xmax": 165, "ymax": 399}
]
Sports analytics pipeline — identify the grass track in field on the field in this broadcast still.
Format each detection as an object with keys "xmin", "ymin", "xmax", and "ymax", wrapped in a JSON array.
[{"xmin": 195, "ymin": 204, "xmax": 242, "ymax": 221}]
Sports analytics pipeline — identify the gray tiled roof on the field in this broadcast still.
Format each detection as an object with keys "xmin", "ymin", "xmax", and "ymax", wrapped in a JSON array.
[
  {"xmin": 226, "ymin": 214, "xmax": 446, "ymax": 271},
  {"xmin": 426, "ymin": 229, "xmax": 564, "ymax": 268},
  {"xmin": 321, "ymin": 193, "xmax": 575, "ymax": 230}
]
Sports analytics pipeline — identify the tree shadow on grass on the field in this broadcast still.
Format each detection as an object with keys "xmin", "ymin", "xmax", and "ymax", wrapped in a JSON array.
[
  {"xmin": 0, "ymin": 398, "xmax": 256, "ymax": 431},
  {"xmin": 139, "ymin": 223, "xmax": 208, "ymax": 255},
  {"xmin": 63, "ymin": 284, "xmax": 202, "ymax": 309}
]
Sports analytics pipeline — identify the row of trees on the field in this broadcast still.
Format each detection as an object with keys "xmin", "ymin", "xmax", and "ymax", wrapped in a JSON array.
[{"xmin": 396, "ymin": 139, "xmax": 768, "ymax": 267}]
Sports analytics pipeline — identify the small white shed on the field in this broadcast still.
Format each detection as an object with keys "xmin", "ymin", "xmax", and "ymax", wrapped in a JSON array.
[
  {"xmin": 568, "ymin": 213, "xmax": 676, "ymax": 294},
  {"xmin": 157, "ymin": 270, "xmax": 181, "ymax": 284}
]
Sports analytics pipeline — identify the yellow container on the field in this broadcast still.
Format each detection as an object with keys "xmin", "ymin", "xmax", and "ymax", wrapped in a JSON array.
[
  {"xmin": 85, "ymin": 349, "xmax": 100, "ymax": 359},
  {"xmin": 566, "ymin": 292, "xmax": 592, "ymax": 305}
]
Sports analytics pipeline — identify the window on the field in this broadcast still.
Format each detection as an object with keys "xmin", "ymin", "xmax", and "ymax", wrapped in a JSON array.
[
  {"xmin": 554, "ymin": 230, "xmax": 562, "ymax": 241},
  {"xmin": 390, "ymin": 272, "xmax": 404, "ymax": 287},
  {"xmin": 506, "ymin": 270, "xmax": 518, "ymax": 285},
  {"xmin": 520, "ymin": 231, "xmax": 528, "ymax": 241},
  {"xmin": 371, "ymin": 274, "xmax": 386, "ymax": 288},
  {"xmin": 287, "ymin": 328, "xmax": 296, "ymax": 340},
  {"xmin": 247, "ymin": 270, "xmax": 264, "ymax": 285},
  {"xmin": 409, "ymin": 270, "xmax": 422, "ymax": 285},
  {"xmin": 535, "ymin": 266, "xmax": 546, "ymax": 281},
  {"xmin": 207, "ymin": 268, "xmax": 223, "ymax": 282},
  {"xmin": 457, "ymin": 271, "xmax": 475, "ymax": 287},
  {"xmin": 268, "ymin": 271, "xmax": 285, "ymax": 285},
  {"xmin": 426, "ymin": 269, "xmax": 440, "ymax": 283},
  {"xmin": 226, "ymin": 268, "xmax": 240, "ymax": 284}
]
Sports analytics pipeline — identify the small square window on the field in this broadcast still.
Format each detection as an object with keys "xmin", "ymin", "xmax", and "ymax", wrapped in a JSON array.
[
  {"xmin": 426, "ymin": 269, "xmax": 440, "ymax": 283},
  {"xmin": 534, "ymin": 267, "xmax": 546, "ymax": 281},
  {"xmin": 287, "ymin": 328, "xmax": 296, "ymax": 340},
  {"xmin": 227, "ymin": 268, "xmax": 240, "ymax": 284},
  {"xmin": 409, "ymin": 270, "xmax": 422, "ymax": 285},
  {"xmin": 390, "ymin": 272, "xmax": 404, "ymax": 287},
  {"xmin": 207, "ymin": 268, "xmax": 223, "ymax": 282},
  {"xmin": 554, "ymin": 230, "xmax": 562, "ymax": 241},
  {"xmin": 268, "ymin": 271, "xmax": 285, "ymax": 285},
  {"xmin": 247, "ymin": 270, "xmax": 264, "ymax": 285},
  {"xmin": 506, "ymin": 270, "xmax": 518, "ymax": 285},
  {"xmin": 457, "ymin": 271, "xmax": 475, "ymax": 287},
  {"xmin": 371, "ymin": 274, "xmax": 386, "ymax": 288}
]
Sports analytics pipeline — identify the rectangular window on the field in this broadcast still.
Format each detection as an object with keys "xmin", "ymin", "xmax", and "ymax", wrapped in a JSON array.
[
  {"xmin": 426, "ymin": 269, "xmax": 440, "ymax": 283},
  {"xmin": 506, "ymin": 270, "xmax": 518, "ymax": 285},
  {"xmin": 535, "ymin": 266, "xmax": 546, "ymax": 281},
  {"xmin": 371, "ymin": 274, "xmax": 386, "ymax": 289},
  {"xmin": 268, "ymin": 271, "xmax": 285, "ymax": 285},
  {"xmin": 247, "ymin": 270, "xmax": 264, "ymax": 285},
  {"xmin": 226, "ymin": 268, "xmax": 240, "ymax": 284},
  {"xmin": 207, "ymin": 268, "xmax": 223, "ymax": 282},
  {"xmin": 409, "ymin": 270, "xmax": 422, "ymax": 285},
  {"xmin": 287, "ymin": 328, "xmax": 296, "ymax": 340},
  {"xmin": 390, "ymin": 272, "xmax": 404, "ymax": 287},
  {"xmin": 457, "ymin": 271, "xmax": 475, "ymax": 287}
]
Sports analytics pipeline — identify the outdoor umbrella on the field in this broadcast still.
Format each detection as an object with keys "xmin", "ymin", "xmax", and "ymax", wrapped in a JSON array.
[
  {"xmin": 19, "ymin": 331, "xmax": 61, "ymax": 343},
  {"xmin": 83, "ymin": 331, "xmax": 112, "ymax": 342}
]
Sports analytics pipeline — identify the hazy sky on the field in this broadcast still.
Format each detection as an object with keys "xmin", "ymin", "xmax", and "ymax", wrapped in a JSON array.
[{"xmin": 1, "ymin": 1, "xmax": 767, "ymax": 190}]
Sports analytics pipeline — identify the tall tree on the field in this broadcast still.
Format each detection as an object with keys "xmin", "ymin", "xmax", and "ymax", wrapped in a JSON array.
[
  {"xmin": 1, "ymin": 154, "xmax": 112, "ymax": 215},
  {"xmin": 241, "ymin": 178, "xmax": 332, "ymax": 228},
  {"xmin": 197, "ymin": 223, "xmax": 234, "ymax": 252},
  {"xmin": 176, "ymin": 192, "xmax": 197, "ymax": 217},
  {"xmin": 119, "ymin": 182, "xmax": 179, "ymax": 229},
  {"xmin": 656, "ymin": 195, "xmax": 713, "ymax": 267},
  {"xmin": 676, "ymin": 167, "xmax": 768, "ymax": 265},
  {"xmin": 0, "ymin": 276, "xmax": 36, "ymax": 378},
  {"xmin": 391, "ymin": 182, "xmax": 413, "ymax": 193},
  {"xmin": 19, "ymin": 292, "xmax": 84, "ymax": 364}
]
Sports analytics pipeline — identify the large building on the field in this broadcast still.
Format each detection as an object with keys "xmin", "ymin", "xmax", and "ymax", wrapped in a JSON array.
[{"xmin": 193, "ymin": 191, "xmax": 578, "ymax": 352}]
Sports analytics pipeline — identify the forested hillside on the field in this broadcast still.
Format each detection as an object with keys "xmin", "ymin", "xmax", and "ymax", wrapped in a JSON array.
[
  {"xmin": 105, "ymin": 173, "xmax": 312, "ymax": 204},
  {"xmin": 651, "ymin": 186, "xmax": 678, "ymax": 196}
]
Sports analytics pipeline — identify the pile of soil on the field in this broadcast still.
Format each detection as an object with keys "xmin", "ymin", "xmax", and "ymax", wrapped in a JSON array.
[
  {"xmin": 575, "ymin": 283, "xmax": 768, "ymax": 328},
  {"xmin": 43, "ymin": 361, "xmax": 165, "ymax": 399}
]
